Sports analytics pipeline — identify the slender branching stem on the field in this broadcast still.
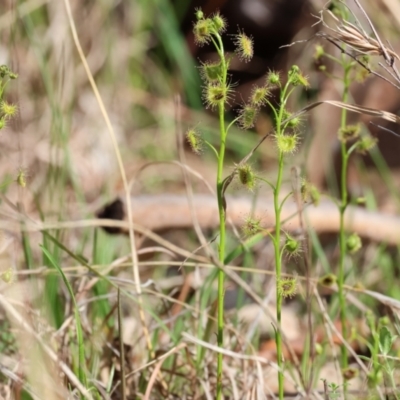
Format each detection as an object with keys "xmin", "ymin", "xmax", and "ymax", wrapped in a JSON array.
[
  {"xmin": 273, "ymin": 150, "xmax": 285, "ymax": 400},
  {"xmin": 214, "ymin": 32, "xmax": 228, "ymax": 400},
  {"xmin": 338, "ymin": 61, "xmax": 352, "ymax": 372},
  {"xmin": 272, "ymin": 80, "xmax": 291, "ymax": 400}
]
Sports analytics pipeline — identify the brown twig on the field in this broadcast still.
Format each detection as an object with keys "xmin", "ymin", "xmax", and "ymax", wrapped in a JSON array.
[{"xmin": 109, "ymin": 194, "xmax": 400, "ymax": 245}]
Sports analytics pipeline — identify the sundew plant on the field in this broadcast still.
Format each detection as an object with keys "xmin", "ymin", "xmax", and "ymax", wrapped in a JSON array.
[
  {"xmin": 187, "ymin": 2, "xmax": 400, "ymax": 398},
  {"xmin": 190, "ymin": 10, "xmax": 312, "ymax": 399}
]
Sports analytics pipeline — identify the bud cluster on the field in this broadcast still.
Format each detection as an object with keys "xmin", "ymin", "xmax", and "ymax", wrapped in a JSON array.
[
  {"xmin": 288, "ymin": 65, "xmax": 309, "ymax": 88},
  {"xmin": 191, "ymin": 9, "xmax": 265, "ymax": 157},
  {"xmin": 272, "ymin": 65, "xmax": 309, "ymax": 155},
  {"xmin": 237, "ymin": 80, "xmax": 272, "ymax": 130},
  {"xmin": 337, "ymin": 123, "xmax": 377, "ymax": 154}
]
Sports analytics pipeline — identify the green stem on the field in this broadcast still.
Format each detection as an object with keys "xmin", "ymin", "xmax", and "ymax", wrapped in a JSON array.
[
  {"xmin": 215, "ymin": 33, "xmax": 227, "ymax": 400},
  {"xmin": 338, "ymin": 62, "xmax": 351, "ymax": 372},
  {"xmin": 216, "ymin": 103, "xmax": 226, "ymax": 399},
  {"xmin": 274, "ymin": 150, "xmax": 285, "ymax": 400},
  {"xmin": 271, "ymin": 81, "xmax": 291, "ymax": 400}
]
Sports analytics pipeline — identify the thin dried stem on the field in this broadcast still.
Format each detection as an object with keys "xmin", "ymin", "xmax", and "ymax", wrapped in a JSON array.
[{"xmin": 62, "ymin": 0, "xmax": 153, "ymax": 358}]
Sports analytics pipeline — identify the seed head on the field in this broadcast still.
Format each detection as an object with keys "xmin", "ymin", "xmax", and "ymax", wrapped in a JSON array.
[{"xmin": 233, "ymin": 30, "xmax": 253, "ymax": 62}]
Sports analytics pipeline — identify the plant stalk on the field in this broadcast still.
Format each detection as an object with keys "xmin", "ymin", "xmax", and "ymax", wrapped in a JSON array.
[
  {"xmin": 274, "ymin": 151, "xmax": 285, "ymax": 400},
  {"xmin": 215, "ymin": 33, "xmax": 228, "ymax": 400},
  {"xmin": 338, "ymin": 62, "xmax": 352, "ymax": 372}
]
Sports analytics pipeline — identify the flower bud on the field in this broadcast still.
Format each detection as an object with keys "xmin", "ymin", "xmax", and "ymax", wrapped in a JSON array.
[
  {"xmin": 343, "ymin": 367, "xmax": 358, "ymax": 381},
  {"xmin": 277, "ymin": 277, "xmax": 297, "ymax": 299},
  {"xmin": 266, "ymin": 70, "xmax": 280, "ymax": 86},
  {"xmin": 276, "ymin": 133, "xmax": 300, "ymax": 154},
  {"xmin": 346, "ymin": 233, "xmax": 362, "ymax": 254},
  {"xmin": 233, "ymin": 30, "xmax": 253, "ymax": 62},
  {"xmin": 301, "ymin": 180, "xmax": 320, "ymax": 206},
  {"xmin": 0, "ymin": 65, "xmax": 10, "ymax": 78},
  {"xmin": 203, "ymin": 83, "xmax": 230, "ymax": 109},
  {"xmin": 237, "ymin": 164, "xmax": 256, "ymax": 191},
  {"xmin": 314, "ymin": 45, "xmax": 325, "ymax": 60},
  {"xmin": 241, "ymin": 216, "xmax": 262, "ymax": 237},
  {"xmin": 319, "ymin": 274, "xmax": 337, "ymax": 287},
  {"xmin": 186, "ymin": 128, "xmax": 203, "ymax": 155},
  {"xmin": 338, "ymin": 124, "xmax": 360, "ymax": 142},
  {"xmin": 238, "ymin": 104, "xmax": 259, "ymax": 129},
  {"xmin": 1, "ymin": 268, "xmax": 14, "ymax": 283},
  {"xmin": 356, "ymin": 136, "xmax": 377, "ymax": 154},
  {"xmin": 195, "ymin": 8, "xmax": 204, "ymax": 20},
  {"xmin": 288, "ymin": 65, "xmax": 309, "ymax": 87},
  {"xmin": 250, "ymin": 85, "xmax": 270, "ymax": 107},
  {"xmin": 287, "ymin": 115, "xmax": 301, "ymax": 129},
  {"xmin": 284, "ymin": 233, "xmax": 302, "ymax": 258},
  {"xmin": 200, "ymin": 61, "xmax": 224, "ymax": 83},
  {"xmin": 0, "ymin": 101, "xmax": 18, "ymax": 119},
  {"xmin": 211, "ymin": 12, "xmax": 226, "ymax": 33},
  {"xmin": 193, "ymin": 18, "xmax": 213, "ymax": 46}
]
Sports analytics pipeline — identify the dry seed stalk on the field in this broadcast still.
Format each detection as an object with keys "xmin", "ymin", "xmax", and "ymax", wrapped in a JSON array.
[{"xmin": 334, "ymin": 20, "xmax": 399, "ymax": 62}]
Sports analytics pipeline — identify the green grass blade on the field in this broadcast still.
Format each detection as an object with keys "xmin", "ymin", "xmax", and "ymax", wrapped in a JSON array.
[{"xmin": 40, "ymin": 245, "xmax": 87, "ymax": 390}]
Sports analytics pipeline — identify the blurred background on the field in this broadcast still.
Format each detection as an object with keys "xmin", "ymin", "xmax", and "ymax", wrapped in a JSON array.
[
  {"xmin": 1, "ymin": 0, "xmax": 400, "ymax": 212},
  {"xmin": 1, "ymin": 0, "xmax": 400, "ymax": 397}
]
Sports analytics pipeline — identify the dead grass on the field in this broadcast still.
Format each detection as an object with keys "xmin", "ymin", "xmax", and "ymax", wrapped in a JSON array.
[{"xmin": 0, "ymin": 0, "xmax": 400, "ymax": 399}]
